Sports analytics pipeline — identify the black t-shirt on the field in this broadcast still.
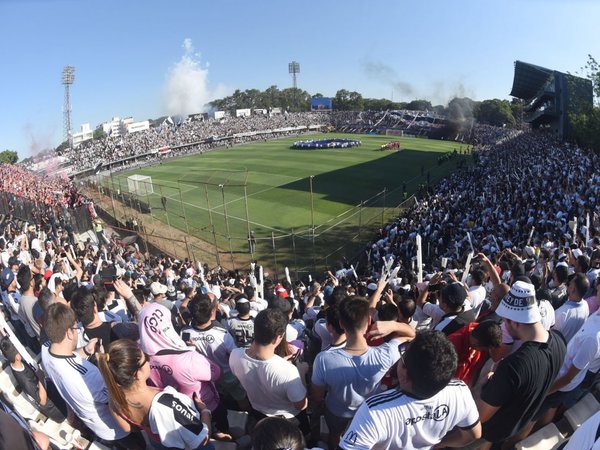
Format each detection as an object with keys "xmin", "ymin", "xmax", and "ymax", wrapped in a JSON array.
[
  {"xmin": 481, "ymin": 330, "xmax": 567, "ymax": 442},
  {"xmin": 9, "ymin": 364, "xmax": 39, "ymax": 404},
  {"xmin": 84, "ymin": 321, "xmax": 118, "ymax": 345}
]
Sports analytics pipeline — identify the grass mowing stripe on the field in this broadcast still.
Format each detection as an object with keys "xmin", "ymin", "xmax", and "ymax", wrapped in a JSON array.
[{"xmin": 107, "ymin": 133, "xmax": 468, "ymax": 269}]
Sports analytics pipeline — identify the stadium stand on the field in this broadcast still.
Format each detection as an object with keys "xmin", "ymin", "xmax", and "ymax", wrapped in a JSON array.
[{"xmin": 1, "ymin": 119, "xmax": 600, "ymax": 449}]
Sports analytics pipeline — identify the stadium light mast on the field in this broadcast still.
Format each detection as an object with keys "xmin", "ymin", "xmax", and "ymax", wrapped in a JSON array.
[
  {"xmin": 62, "ymin": 65, "xmax": 75, "ymax": 148},
  {"xmin": 288, "ymin": 61, "xmax": 300, "ymax": 111}
]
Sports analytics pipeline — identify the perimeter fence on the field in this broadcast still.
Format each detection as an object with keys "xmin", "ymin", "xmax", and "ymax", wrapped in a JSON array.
[{"xmin": 84, "ymin": 172, "xmax": 422, "ymax": 276}]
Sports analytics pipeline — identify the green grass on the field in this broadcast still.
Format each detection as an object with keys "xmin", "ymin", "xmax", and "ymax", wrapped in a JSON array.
[{"xmin": 104, "ymin": 133, "xmax": 468, "ymax": 274}]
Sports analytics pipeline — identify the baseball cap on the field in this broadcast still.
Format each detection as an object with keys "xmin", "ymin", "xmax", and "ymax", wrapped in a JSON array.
[
  {"xmin": 275, "ymin": 284, "xmax": 288, "ymax": 298},
  {"xmin": 495, "ymin": 281, "xmax": 541, "ymax": 324},
  {"xmin": 1, "ymin": 268, "xmax": 15, "ymax": 287},
  {"xmin": 236, "ymin": 297, "xmax": 250, "ymax": 305},
  {"xmin": 150, "ymin": 282, "xmax": 168, "ymax": 296}
]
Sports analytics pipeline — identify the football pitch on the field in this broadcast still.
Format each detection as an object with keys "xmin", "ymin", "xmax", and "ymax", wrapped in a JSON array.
[{"xmin": 105, "ymin": 133, "xmax": 468, "ymax": 272}]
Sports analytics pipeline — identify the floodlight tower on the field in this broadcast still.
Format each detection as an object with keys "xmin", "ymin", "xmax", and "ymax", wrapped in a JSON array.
[
  {"xmin": 288, "ymin": 61, "xmax": 300, "ymax": 110},
  {"xmin": 62, "ymin": 65, "xmax": 75, "ymax": 147}
]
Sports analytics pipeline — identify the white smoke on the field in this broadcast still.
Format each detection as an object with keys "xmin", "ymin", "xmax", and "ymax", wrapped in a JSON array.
[{"xmin": 163, "ymin": 38, "xmax": 222, "ymax": 116}]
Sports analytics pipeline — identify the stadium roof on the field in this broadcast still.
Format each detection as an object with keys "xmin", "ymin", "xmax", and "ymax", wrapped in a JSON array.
[{"xmin": 510, "ymin": 61, "xmax": 554, "ymax": 100}]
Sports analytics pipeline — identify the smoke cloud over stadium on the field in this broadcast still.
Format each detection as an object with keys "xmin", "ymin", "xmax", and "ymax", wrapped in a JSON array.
[
  {"xmin": 24, "ymin": 123, "xmax": 55, "ymax": 158},
  {"xmin": 363, "ymin": 60, "xmax": 477, "ymax": 109},
  {"xmin": 363, "ymin": 61, "xmax": 414, "ymax": 97},
  {"xmin": 163, "ymin": 38, "xmax": 224, "ymax": 116}
]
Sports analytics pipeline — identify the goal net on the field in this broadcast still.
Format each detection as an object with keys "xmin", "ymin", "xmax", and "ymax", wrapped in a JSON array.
[
  {"xmin": 385, "ymin": 129, "xmax": 404, "ymax": 136},
  {"xmin": 127, "ymin": 174, "xmax": 154, "ymax": 196}
]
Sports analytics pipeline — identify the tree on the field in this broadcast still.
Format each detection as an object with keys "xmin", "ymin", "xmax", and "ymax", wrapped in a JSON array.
[
  {"xmin": 260, "ymin": 85, "xmax": 281, "ymax": 109},
  {"xmin": 280, "ymin": 88, "xmax": 311, "ymax": 111},
  {"xmin": 362, "ymin": 98, "xmax": 405, "ymax": 111},
  {"xmin": 431, "ymin": 105, "xmax": 447, "ymax": 115},
  {"xmin": 334, "ymin": 89, "xmax": 364, "ymax": 111},
  {"xmin": 577, "ymin": 54, "xmax": 600, "ymax": 104},
  {"xmin": 570, "ymin": 108, "xmax": 600, "ymax": 150},
  {"xmin": 55, "ymin": 141, "xmax": 69, "ymax": 154},
  {"xmin": 405, "ymin": 99, "xmax": 432, "ymax": 111},
  {"xmin": 93, "ymin": 126, "xmax": 107, "ymax": 140},
  {"xmin": 510, "ymin": 98, "xmax": 525, "ymax": 127},
  {"xmin": 0, "ymin": 150, "xmax": 18, "ymax": 164},
  {"xmin": 447, "ymin": 97, "xmax": 477, "ymax": 122},
  {"xmin": 474, "ymin": 99, "xmax": 515, "ymax": 127}
]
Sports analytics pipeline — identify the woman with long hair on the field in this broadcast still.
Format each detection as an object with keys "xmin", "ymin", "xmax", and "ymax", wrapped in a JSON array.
[{"xmin": 97, "ymin": 339, "xmax": 213, "ymax": 450}]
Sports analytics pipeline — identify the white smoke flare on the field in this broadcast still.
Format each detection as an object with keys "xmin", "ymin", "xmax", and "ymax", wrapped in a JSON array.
[{"xmin": 164, "ymin": 39, "xmax": 217, "ymax": 116}]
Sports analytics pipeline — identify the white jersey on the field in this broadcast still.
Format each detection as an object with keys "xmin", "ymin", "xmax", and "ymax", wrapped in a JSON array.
[
  {"xmin": 227, "ymin": 316, "xmax": 255, "ymax": 348},
  {"xmin": 468, "ymin": 285, "xmax": 486, "ymax": 311},
  {"xmin": 250, "ymin": 297, "xmax": 268, "ymax": 315},
  {"xmin": 314, "ymin": 318, "xmax": 332, "ymax": 351},
  {"xmin": 340, "ymin": 381, "xmax": 479, "ymax": 450},
  {"xmin": 149, "ymin": 386, "xmax": 209, "ymax": 450},
  {"xmin": 539, "ymin": 299, "xmax": 556, "ymax": 331},
  {"xmin": 41, "ymin": 345, "xmax": 127, "ymax": 441},
  {"xmin": 182, "ymin": 323, "xmax": 237, "ymax": 373},
  {"xmin": 558, "ymin": 312, "xmax": 600, "ymax": 393}
]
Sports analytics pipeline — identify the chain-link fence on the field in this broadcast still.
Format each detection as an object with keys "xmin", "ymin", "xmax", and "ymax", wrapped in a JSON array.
[
  {"xmin": 244, "ymin": 190, "xmax": 416, "ymax": 278},
  {"xmin": 0, "ymin": 192, "xmax": 92, "ymax": 234},
  {"xmin": 85, "ymin": 172, "xmax": 417, "ymax": 275}
]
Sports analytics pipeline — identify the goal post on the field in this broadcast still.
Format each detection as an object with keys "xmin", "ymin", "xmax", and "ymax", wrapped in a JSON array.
[{"xmin": 127, "ymin": 174, "xmax": 154, "ymax": 196}]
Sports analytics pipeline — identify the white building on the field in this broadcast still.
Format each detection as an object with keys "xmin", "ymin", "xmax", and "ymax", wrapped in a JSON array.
[
  {"xmin": 127, "ymin": 120, "xmax": 150, "ymax": 134},
  {"xmin": 72, "ymin": 123, "xmax": 94, "ymax": 147},
  {"xmin": 101, "ymin": 117, "xmax": 126, "ymax": 137},
  {"xmin": 236, "ymin": 108, "xmax": 251, "ymax": 118}
]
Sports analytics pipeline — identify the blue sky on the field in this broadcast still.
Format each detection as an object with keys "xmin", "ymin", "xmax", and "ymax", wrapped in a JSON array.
[{"xmin": 0, "ymin": 0, "xmax": 598, "ymax": 158}]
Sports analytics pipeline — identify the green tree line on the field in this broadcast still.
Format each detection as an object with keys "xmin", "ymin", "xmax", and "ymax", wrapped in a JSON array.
[
  {"xmin": 208, "ymin": 86, "xmax": 522, "ymax": 128},
  {"xmin": 569, "ymin": 54, "xmax": 600, "ymax": 151}
]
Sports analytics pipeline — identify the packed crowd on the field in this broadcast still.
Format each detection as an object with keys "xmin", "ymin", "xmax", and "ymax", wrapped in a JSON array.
[
  {"xmin": 0, "ymin": 125, "xmax": 599, "ymax": 450},
  {"xmin": 33, "ymin": 110, "xmax": 453, "ymax": 175},
  {"xmin": 0, "ymin": 164, "xmax": 88, "ymax": 210},
  {"xmin": 56, "ymin": 112, "xmax": 331, "ymax": 173},
  {"xmin": 372, "ymin": 129, "xmax": 599, "ymax": 271},
  {"xmin": 331, "ymin": 110, "xmax": 446, "ymax": 135},
  {"xmin": 469, "ymin": 124, "xmax": 523, "ymax": 146}
]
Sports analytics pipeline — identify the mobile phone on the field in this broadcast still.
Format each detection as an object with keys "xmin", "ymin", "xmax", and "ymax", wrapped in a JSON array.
[
  {"xmin": 182, "ymin": 332, "xmax": 191, "ymax": 343},
  {"xmin": 99, "ymin": 266, "xmax": 117, "ymax": 292},
  {"xmin": 290, "ymin": 349, "xmax": 301, "ymax": 364}
]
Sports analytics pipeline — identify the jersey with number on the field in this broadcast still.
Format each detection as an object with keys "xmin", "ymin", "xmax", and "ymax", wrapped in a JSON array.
[
  {"xmin": 227, "ymin": 316, "xmax": 255, "ymax": 348},
  {"xmin": 340, "ymin": 381, "xmax": 479, "ymax": 450}
]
